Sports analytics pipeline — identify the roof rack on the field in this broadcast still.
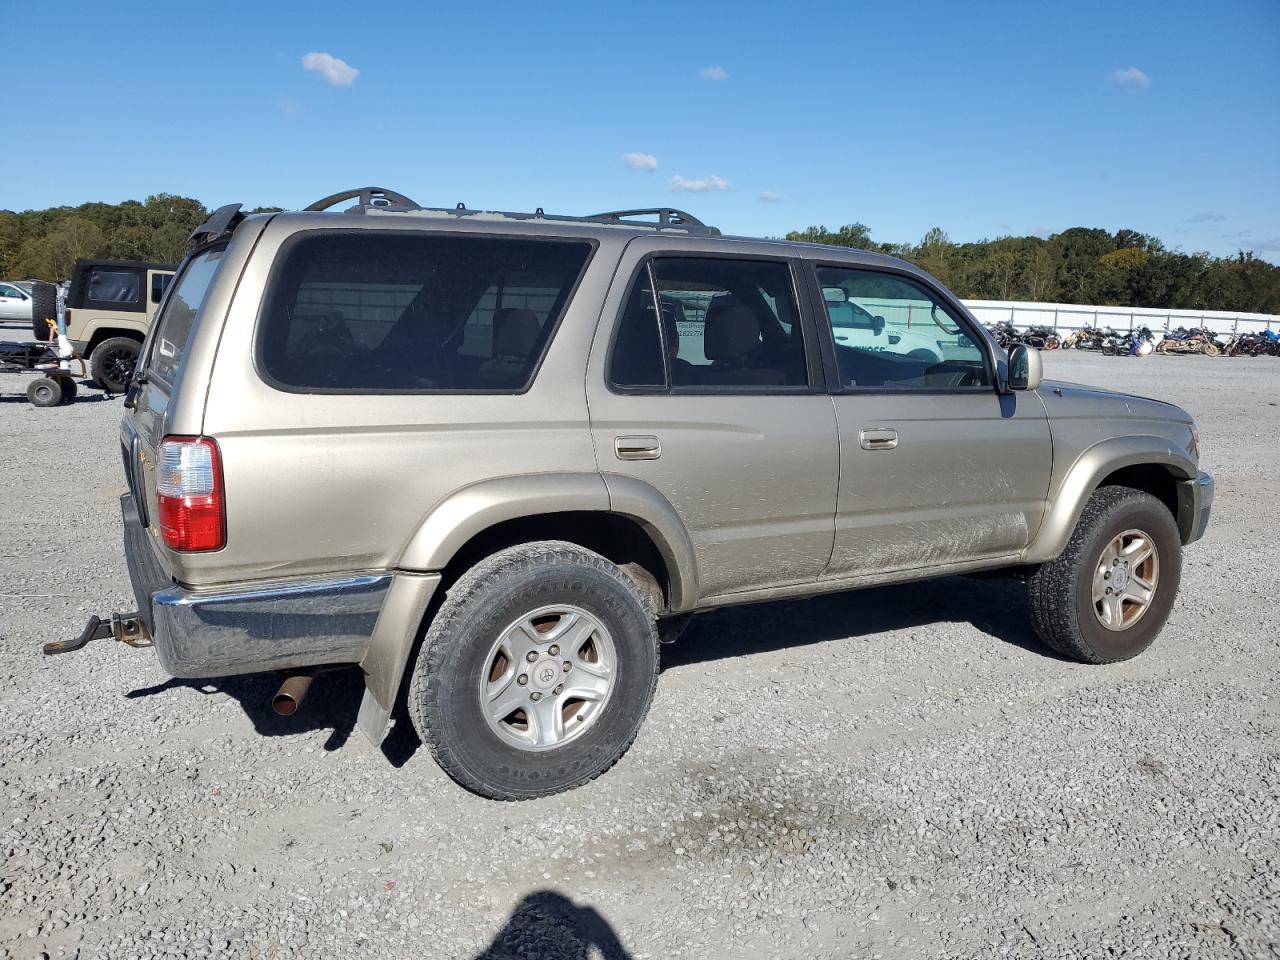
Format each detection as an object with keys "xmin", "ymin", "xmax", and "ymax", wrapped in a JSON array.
[
  {"xmin": 589, "ymin": 208, "xmax": 711, "ymax": 230},
  {"xmin": 301, "ymin": 187, "xmax": 720, "ymax": 236}
]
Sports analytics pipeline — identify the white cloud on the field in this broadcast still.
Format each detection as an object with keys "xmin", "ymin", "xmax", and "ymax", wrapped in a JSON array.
[
  {"xmin": 1109, "ymin": 66, "xmax": 1151, "ymax": 89},
  {"xmin": 302, "ymin": 52, "xmax": 359, "ymax": 87},
  {"xmin": 623, "ymin": 152, "xmax": 658, "ymax": 172},
  {"xmin": 758, "ymin": 191, "xmax": 783, "ymax": 203},
  {"xmin": 671, "ymin": 175, "xmax": 730, "ymax": 193},
  {"xmin": 698, "ymin": 65, "xmax": 729, "ymax": 82}
]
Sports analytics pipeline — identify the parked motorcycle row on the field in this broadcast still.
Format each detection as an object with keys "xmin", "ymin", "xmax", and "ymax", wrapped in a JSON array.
[{"xmin": 986, "ymin": 321, "xmax": 1280, "ymax": 358}]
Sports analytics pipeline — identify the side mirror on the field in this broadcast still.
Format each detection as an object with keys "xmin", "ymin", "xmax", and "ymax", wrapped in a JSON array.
[
  {"xmin": 872, "ymin": 315, "xmax": 885, "ymax": 336},
  {"xmin": 1007, "ymin": 343, "xmax": 1043, "ymax": 391}
]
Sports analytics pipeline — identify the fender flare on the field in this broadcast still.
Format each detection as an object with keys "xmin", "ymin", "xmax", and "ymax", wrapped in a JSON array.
[
  {"xmin": 357, "ymin": 472, "xmax": 700, "ymax": 744},
  {"xmin": 1022, "ymin": 435, "xmax": 1196, "ymax": 564}
]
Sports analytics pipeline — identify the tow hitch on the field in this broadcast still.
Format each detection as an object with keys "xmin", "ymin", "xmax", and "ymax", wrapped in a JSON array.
[{"xmin": 44, "ymin": 612, "xmax": 152, "ymax": 655}]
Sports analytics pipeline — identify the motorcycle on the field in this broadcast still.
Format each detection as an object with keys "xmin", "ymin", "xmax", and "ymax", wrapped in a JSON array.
[
  {"xmin": 1157, "ymin": 326, "xmax": 1223, "ymax": 357},
  {"xmin": 1103, "ymin": 325, "xmax": 1156, "ymax": 357},
  {"xmin": 1062, "ymin": 325, "xmax": 1107, "ymax": 351},
  {"xmin": 1021, "ymin": 324, "xmax": 1060, "ymax": 350}
]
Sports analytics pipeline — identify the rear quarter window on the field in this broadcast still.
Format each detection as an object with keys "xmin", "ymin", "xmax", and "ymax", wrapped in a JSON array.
[
  {"xmin": 256, "ymin": 232, "xmax": 593, "ymax": 393},
  {"xmin": 88, "ymin": 269, "xmax": 141, "ymax": 305}
]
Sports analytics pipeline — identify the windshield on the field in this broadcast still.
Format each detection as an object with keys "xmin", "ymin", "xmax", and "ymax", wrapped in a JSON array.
[{"xmin": 145, "ymin": 246, "xmax": 226, "ymax": 385}]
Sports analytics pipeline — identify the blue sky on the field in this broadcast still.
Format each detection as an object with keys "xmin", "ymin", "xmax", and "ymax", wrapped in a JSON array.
[{"xmin": 2, "ymin": 0, "xmax": 1277, "ymax": 260}]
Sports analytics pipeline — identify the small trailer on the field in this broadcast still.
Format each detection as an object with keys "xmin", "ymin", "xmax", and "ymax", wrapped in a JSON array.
[{"xmin": 1, "ymin": 281, "xmax": 84, "ymax": 406}]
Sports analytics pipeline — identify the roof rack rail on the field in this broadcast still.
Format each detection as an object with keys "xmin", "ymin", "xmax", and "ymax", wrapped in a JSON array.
[
  {"xmin": 297, "ymin": 188, "xmax": 720, "ymax": 235},
  {"xmin": 589, "ymin": 208, "xmax": 711, "ymax": 230},
  {"xmin": 304, "ymin": 187, "xmax": 423, "ymax": 213}
]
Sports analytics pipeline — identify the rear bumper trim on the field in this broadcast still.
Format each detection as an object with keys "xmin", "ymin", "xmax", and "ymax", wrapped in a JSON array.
[{"xmin": 121, "ymin": 494, "xmax": 393, "ymax": 678}]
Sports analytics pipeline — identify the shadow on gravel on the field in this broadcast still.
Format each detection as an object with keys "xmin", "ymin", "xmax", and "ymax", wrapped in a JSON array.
[
  {"xmin": 125, "ymin": 576, "xmax": 1053, "ymax": 767},
  {"xmin": 126, "ymin": 666, "xmax": 363, "ymax": 751},
  {"xmin": 660, "ymin": 574, "xmax": 1058, "ymax": 671},
  {"xmin": 471, "ymin": 890, "xmax": 633, "ymax": 960}
]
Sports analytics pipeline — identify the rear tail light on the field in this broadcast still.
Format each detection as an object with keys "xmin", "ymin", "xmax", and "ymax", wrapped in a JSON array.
[{"xmin": 156, "ymin": 437, "xmax": 224, "ymax": 551}]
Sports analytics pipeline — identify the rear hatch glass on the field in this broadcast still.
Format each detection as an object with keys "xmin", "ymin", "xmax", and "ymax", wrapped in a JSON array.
[{"xmin": 143, "ymin": 246, "xmax": 226, "ymax": 386}]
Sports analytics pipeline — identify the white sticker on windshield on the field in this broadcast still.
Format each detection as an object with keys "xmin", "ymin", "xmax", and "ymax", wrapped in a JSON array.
[{"xmin": 159, "ymin": 339, "xmax": 177, "ymax": 358}]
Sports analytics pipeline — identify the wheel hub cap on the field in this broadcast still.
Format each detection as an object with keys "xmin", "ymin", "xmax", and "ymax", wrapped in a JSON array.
[
  {"xmin": 478, "ymin": 604, "xmax": 616, "ymax": 752},
  {"xmin": 1091, "ymin": 528, "xmax": 1159, "ymax": 632},
  {"xmin": 527, "ymin": 656, "xmax": 561, "ymax": 693}
]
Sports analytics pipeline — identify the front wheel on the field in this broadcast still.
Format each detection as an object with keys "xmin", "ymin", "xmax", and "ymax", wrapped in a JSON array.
[
  {"xmin": 1202, "ymin": 342, "xmax": 1222, "ymax": 357},
  {"xmin": 1027, "ymin": 487, "xmax": 1181, "ymax": 663},
  {"xmin": 408, "ymin": 542, "xmax": 659, "ymax": 799}
]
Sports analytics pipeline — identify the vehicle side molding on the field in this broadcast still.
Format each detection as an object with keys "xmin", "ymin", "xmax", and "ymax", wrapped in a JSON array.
[{"xmin": 1021, "ymin": 435, "xmax": 1197, "ymax": 564}]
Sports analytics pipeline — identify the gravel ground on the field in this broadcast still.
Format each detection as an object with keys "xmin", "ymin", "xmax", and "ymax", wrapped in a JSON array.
[{"xmin": 1, "ymin": 335, "xmax": 1278, "ymax": 960}]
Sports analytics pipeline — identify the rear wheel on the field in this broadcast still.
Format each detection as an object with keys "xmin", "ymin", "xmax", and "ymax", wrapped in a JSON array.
[
  {"xmin": 26, "ymin": 378, "xmax": 61, "ymax": 408},
  {"xmin": 1027, "ymin": 487, "xmax": 1181, "ymax": 664},
  {"xmin": 90, "ymin": 337, "xmax": 141, "ymax": 393},
  {"xmin": 408, "ymin": 541, "xmax": 659, "ymax": 799}
]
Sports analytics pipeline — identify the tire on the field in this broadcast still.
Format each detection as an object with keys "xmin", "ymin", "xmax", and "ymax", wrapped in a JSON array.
[
  {"xmin": 1157, "ymin": 340, "xmax": 1172, "ymax": 355},
  {"xmin": 90, "ymin": 337, "xmax": 141, "ymax": 393},
  {"xmin": 408, "ymin": 541, "xmax": 659, "ymax": 800},
  {"xmin": 26, "ymin": 378, "xmax": 62, "ymax": 408},
  {"xmin": 1027, "ymin": 487, "xmax": 1182, "ymax": 664},
  {"xmin": 30, "ymin": 282, "xmax": 57, "ymax": 341},
  {"xmin": 1202, "ymin": 342, "xmax": 1222, "ymax": 358},
  {"xmin": 56, "ymin": 377, "xmax": 77, "ymax": 404}
]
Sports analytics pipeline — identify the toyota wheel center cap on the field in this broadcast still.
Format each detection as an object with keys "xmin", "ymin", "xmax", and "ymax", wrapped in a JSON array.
[{"xmin": 528, "ymin": 656, "xmax": 562, "ymax": 693}]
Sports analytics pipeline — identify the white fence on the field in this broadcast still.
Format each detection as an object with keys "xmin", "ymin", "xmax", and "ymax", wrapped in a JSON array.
[{"xmin": 962, "ymin": 299, "xmax": 1278, "ymax": 336}]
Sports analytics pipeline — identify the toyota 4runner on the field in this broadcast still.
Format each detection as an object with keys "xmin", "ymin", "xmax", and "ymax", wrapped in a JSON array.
[{"xmin": 49, "ymin": 188, "xmax": 1213, "ymax": 799}]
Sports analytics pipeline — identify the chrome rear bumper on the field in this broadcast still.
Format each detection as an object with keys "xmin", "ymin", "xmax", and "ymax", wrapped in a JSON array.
[{"xmin": 121, "ymin": 494, "xmax": 392, "ymax": 678}]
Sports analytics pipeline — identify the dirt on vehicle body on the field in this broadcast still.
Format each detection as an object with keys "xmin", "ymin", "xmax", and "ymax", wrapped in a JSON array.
[{"xmin": 49, "ymin": 188, "xmax": 1213, "ymax": 799}]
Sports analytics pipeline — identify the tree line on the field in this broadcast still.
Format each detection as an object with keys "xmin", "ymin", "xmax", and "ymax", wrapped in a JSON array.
[
  {"xmin": 2, "ymin": 195, "xmax": 1276, "ymax": 314},
  {"xmin": 0, "ymin": 195, "xmax": 281, "ymax": 281},
  {"xmin": 786, "ymin": 224, "xmax": 1280, "ymax": 315}
]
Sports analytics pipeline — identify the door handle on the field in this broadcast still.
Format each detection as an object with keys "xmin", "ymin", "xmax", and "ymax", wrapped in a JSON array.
[
  {"xmin": 859, "ymin": 428, "xmax": 898, "ymax": 451},
  {"xmin": 614, "ymin": 436, "xmax": 661, "ymax": 461}
]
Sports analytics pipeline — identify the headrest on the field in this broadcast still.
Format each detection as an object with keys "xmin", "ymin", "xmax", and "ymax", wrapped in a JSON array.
[
  {"xmin": 492, "ymin": 308, "xmax": 541, "ymax": 360},
  {"xmin": 704, "ymin": 304, "xmax": 760, "ymax": 362}
]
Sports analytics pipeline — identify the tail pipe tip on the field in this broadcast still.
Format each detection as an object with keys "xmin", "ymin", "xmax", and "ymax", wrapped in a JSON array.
[{"xmin": 271, "ymin": 669, "xmax": 317, "ymax": 717}]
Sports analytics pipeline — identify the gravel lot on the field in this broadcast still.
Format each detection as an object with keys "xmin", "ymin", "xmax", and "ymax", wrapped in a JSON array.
[{"xmin": 2, "ymin": 334, "xmax": 1277, "ymax": 960}]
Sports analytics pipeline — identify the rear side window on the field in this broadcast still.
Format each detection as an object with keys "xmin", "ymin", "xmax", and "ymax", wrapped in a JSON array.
[
  {"xmin": 88, "ymin": 269, "xmax": 141, "ymax": 305},
  {"xmin": 147, "ymin": 248, "xmax": 226, "ymax": 385},
  {"xmin": 258, "ymin": 232, "xmax": 593, "ymax": 392}
]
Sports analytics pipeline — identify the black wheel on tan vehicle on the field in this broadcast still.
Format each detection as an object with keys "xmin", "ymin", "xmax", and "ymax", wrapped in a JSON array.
[
  {"xmin": 26, "ymin": 378, "xmax": 61, "ymax": 408},
  {"xmin": 91, "ymin": 337, "xmax": 141, "ymax": 393},
  {"xmin": 30, "ymin": 282, "xmax": 57, "ymax": 341},
  {"xmin": 408, "ymin": 541, "xmax": 659, "ymax": 800},
  {"xmin": 1027, "ymin": 487, "xmax": 1181, "ymax": 664}
]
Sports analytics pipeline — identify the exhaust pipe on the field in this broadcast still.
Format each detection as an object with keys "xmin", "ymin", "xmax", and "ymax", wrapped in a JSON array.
[{"xmin": 272, "ymin": 669, "xmax": 317, "ymax": 717}]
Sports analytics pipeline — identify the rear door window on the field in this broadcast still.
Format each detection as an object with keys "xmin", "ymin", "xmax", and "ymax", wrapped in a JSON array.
[
  {"xmin": 151, "ymin": 272, "xmax": 173, "ymax": 304},
  {"xmin": 257, "ymin": 232, "xmax": 593, "ymax": 392},
  {"xmin": 147, "ymin": 247, "xmax": 226, "ymax": 385}
]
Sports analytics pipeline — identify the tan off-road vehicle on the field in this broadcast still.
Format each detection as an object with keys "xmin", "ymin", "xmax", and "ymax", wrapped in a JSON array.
[
  {"xmin": 55, "ymin": 258, "xmax": 175, "ymax": 392},
  {"xmin": 50, "ymin": 188, "xmax": 1213, "ymax": 799}
]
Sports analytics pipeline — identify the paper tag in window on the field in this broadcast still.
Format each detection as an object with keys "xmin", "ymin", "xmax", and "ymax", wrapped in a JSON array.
[{"xmin": 159, "ymin": 339, "xmax": 177, "ymax": 358}]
